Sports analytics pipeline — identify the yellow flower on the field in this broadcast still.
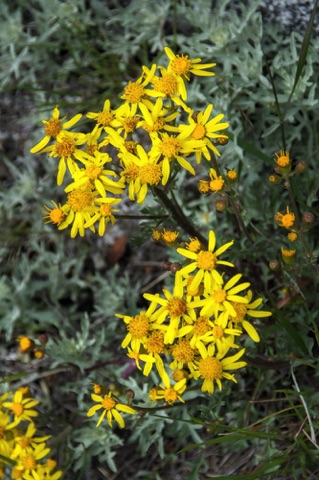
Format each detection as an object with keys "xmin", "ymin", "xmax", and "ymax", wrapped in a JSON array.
[
  {"xmin": 43, "ymin": 201, "xmax": 69, "ymax": 226},
  {"xmin": 121, "ymin": 63, "xmax": 157, "ymax": 109},
  {"xmin": 274, "ymin": 150, "xmax": 291, "ymax": 169},
  {"xmin": 86, "ymin": 99, "xmax": 117, "ymax": 128},
  {"xmin": 144, "ymin": 272, "xmax": 196, "ymax": 344},
  {"xmin": 281, "ymin": 247, "xmax": 296, "ymax": 265},
  {"xmin": 11, "ymin": 422, "xmax": 51, "ymax": 458},
  {"xmin": 192, "ymin": 344, "xmax": 246, "ymax": 394},
  {"xmin": 177, "ymin": 230, "xmax": 234, "ymax": 291},
  {"xmin": 84, "ymin": 197, "xmax": 121, "ymax": 236},
  {"xmin": 164, "ymin": 47, "xmax": 216, "ymax": 80},
  {"xmin": 17, "ymin": 336, "xmax": 34, "ymax": 353},
  {"xmin": 30, "ymin": 106, "xmax": 82, "ymax": 153},
  {"xmin": 152, "ymin": 369, "xmax": 186, "ymax": 405},
  {"xmin": 209, "ymin": 168, "xmax": 224, "ymax": 193},
  {"xmin": 178, "ymin": 104, "xmax": 229, "ymax": 163},
  {"xmin": 57, "ymin": 187, "xmax": 98, "ymax": 238},
  {"xmin": 144, "ymin": 64, "xmax": 190, "ymax": 110},
  {"xmin": 3, "ymin": 391, "xmax": 39, "ymax": 425},
  {"xmin": 288, "ymin": 232, "xmax": 298, "ymax": 242},
  {"xmin": 227, "ymin": 290, "xmax": 271, "ymax": 343},
  {"xmin": 120, "ymin": 145, "xmax": 164, "ymax": 203},
  {"xmin": 87, "ymin": 392, "xmax": 136, "ymax": 428},
  {"xmin": 162, "ymin": 229, "xmax": 179, "ymax": 245},
  {"xmin": 64, "ymin": 150, "xmax": 125, "ymax": 197},
  {"xmin": 14, "ymin": 442, "xmax": 51, "ymax": 478},
  {"xmin": 138, "ymin": 98, "xmax": 178, "ymax": 135},
  {"xmin": 275, "ymin": 206, "xmax": 295, "ymax": 229}
]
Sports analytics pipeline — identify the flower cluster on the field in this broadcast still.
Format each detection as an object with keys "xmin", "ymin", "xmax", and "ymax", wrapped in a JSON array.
[
  {"xmin": 116, "ymin": 229, "xmax": 271, "ymax": 402},
  {"xmin": 0, "ymin": 388, "xmax": 62, "ymax": 479},
  {"xmin": 30, "ymin": 48, "xmax": 229, "ymax": 238}
]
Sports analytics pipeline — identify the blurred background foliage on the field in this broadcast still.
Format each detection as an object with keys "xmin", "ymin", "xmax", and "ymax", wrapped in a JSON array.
[{"xmin": 1, "ymin": 0, "xmax": 318, "ymax": 478}]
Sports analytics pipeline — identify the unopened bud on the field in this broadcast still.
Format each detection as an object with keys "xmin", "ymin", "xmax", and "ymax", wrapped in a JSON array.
[
  {"xmin": 163, "ymin": 261, "xmax": 172, "ymax": 271},
  {"xmin": 170, "ymin": 263, "xmax": 181, "ymax": 273},
  {"xmin": 126, "ymin": 389, "xmax": 135, "ymax": 400},
  {"xmin": 269, "ymin": 259, "xmax": 280, "ymax": 271},
  {"xmin": 294, "ymin": 161, "xmax": 308, "ymax": 174},
  {"xmin": 38, "ymin": 334, "xmax": 48, "ymax": 345},
  {"xmin": 269, "ymin": 174, "xmax": 281, "ymax": 184},
  {"xmin": 215, "ymin": 198, "xmax": 228, "ymax": 212},
  {"xmin": 302, "ymin": 212, "xmax": 314, "ymax": 224},
  {"xmin": 215, "ymin": 136, "xmax": 229, "ymax": 146}
]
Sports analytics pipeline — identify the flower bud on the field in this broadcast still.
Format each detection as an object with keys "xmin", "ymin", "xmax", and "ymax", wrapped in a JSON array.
[
  {"xmin": 281, "ymin": 248, "xmax": 296, "ymax": 265},
  {"xmin": 269, "ymin": 259, "xmax": 280, "ymax": 271},
  {"xmin": 170, "ymin": 262, "xmax": 181, "ymax": 273},
  {"xmin": 269, "ymin": 174, "xmax": 281, "ymax": 184},
  {"xmin": 215, "ymin": 198, "xmax": 228, "ymax": 212},
  {"xmin": 163, "ymin": 261, "xmax": 172, "ymax": 271},
  {"xmin": 294, "ymin": 161, "xmax": 308, "ymax": 174},
  {"xmin": 38, "ymin": 334, "xmax": 48, "ymax": 345},
  {"xmin": 302, "ymin": 212, "xmax": 314, "ymax": 225}
]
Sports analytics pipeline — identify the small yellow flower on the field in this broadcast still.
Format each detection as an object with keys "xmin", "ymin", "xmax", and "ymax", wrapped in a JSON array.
[
  {"xmin": 275, "ymin": 206, "xmax": 295, "ymax": 229},
  {"xmin": 274, "ymin": 150, "xmax": 291, "ymax": 168},
  {"xmin": 17, "ymin": 336, "xmax": 34, "ymax": 353},
  {"xmin": 281, "ymin": 247, "xmax": 296, "ymax": 265},
  {"xmin": 3, "ymin": 391, "xmax": 39, "ymax": 424},
  {"xmin": 43, "ymin": 201, "xmax": 68, "ymax": 226},
  {"xmin": 87, "ymin": 392, "xmax": 136, "ymax": 428},
  {"xmin": 209, "ymin": 168, "xmax": 224, "ymax": 193},
  {"xmin": 164, "ymin": 47, "xmax": 216, "ymax": 80},
  {"xmin": 288, "ymin": 232, "xmax": 298, "ymax": 242},
  {"xmin": 152, "ymin": 369, "xmax": 186, "ymax": 405},
  {"xmin": 162, "ymin": 229, "xmax": 179, "ymax": 245}
]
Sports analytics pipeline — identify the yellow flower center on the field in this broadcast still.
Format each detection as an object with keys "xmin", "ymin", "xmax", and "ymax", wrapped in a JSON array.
[
  {"xmin": 12, "ymin": 403, "xmax": 24, "ymax": 416},
  {"xmin": 101, "ymin": 396, "xmax": 116, "ymax": 410},
  {"xmin": 145, "ymin": 332, "xmax": 164, "ymax": 354},
  {"xmin": 192, "ymin": 124, "xmax": 206, "ymax": 140},
  {"xmin": 154, "ymin": 73, "xmax": 178, "ymax": 96},
  {"xmin": 227, "ymin": 169, "xmax": 237, "ymax": 180},
  {"xmin": 139, "ymin": 163, "xmax": 162, "ymax": 185},
  {"xmin": 86, "ymin": 165, "xmax": 102, "ymax": 180},
  {"xmin": 197, "ymin": 250, "xmax": 216, "ymax": 271},
  {"xmin": 49, "ymin": 207, "xmax": 65, "ymax": 224},
  {"xmin": 152, "ymin": 229, "xmax": 162, "ymax": 241},
  {"xmin": 164, "ymin": 387, "xmax": 178, "ymax": 404},
  {"xmin": 97, "ymin": 110, "xmax": 113, "ymax": 126},
  {"xmin": 159, "ymin": 136, "xmax": 181, "ymax": 158},
  {"xmin": 122, "ymin": 162, "xmax": 140, "ymax": 181},
  {"xmin": 167, "ymin": 297, "xmax": 186, "ymax": 318},
  {"xmin": 281, "ymin": 248, "xmax": 296, "ymax": 258},
  {"xmin": 19, "ymin": 336, "xmax": 32, "ymax": 352},
  {"xmin": 288, "ymin": 232, "xmax": 298, "ymax": 242},
  {"xmin": 86, "ymin": 143, "xmax": 99, "ymax": 156},
  {"xmin": 23, "ymin": 454, "xmax": 36, "ymax": 470},
  {"xmin": 124, "ymin": 141, "xmax": 138, "ymax": 154},
  {"xmin": 128, "ymin": 313, "xmax": 150, "ymax": 339},
  {"xmin": 198, "ymin": 356, "xmax": 223, "ymax": 380},
  {"xmin": 44, "ymin": 118, "xmax": 61, "ymax": 137},
  {"xmin": 170, "ymin": 55, "xmax": 192, "ymax": 75},
  {"xmin": 123, "ymin": 81, "xmax": 144, "ymax": 104},
  {"xmin": 281, "ymin": 213, "xmax": 295, "ymax": 228},
  {"xmin": 199, "ymin": 180, "xmax": 210, "ymax": 194},
  {"xmin": 212, "ymin": 325, "xmax": 224, "ymax": 338},
  {"xmin": 142, "ymin": 118, "xmax": 165, "ymax": 132},
  {"xmin": 210, "ymin": 178, "xmax": 224, "ymax": 193},
  {"xmin": 12, "ymin": 467, "xmax": 24, "ymax": 479},
  {"xmin": 230, "ymin": 303, "xmax": 247, "ymax": 323},
  {"xmin": 93, "ymin": 384, "xmax": 102, "ymax": 394},
  {"xmin": 275, "ymin": 150, "xmax": 290, "ymax": 167},
  {"xmin": 193, "ymin": 316, "xmax": 210, "ymax": 336},
  {"xmin": 55, "ymin": 137, "xmax": 75, "ymax": 157},
  {"xmin": 67, "ymin": 189, "xmax": 93, "ymax": 212},
  {"xmin": 20, "ymin": 437, "xmax": 31, "ymax": 449},
  {"xmin": 162, "ymin": 230, "xmax": 178, "ymax": 243},
  {"xmin": 100, "ymin": 204, "xmax": 112, "ymax": 217},
  {"xmin": 212, "ymin": 289, "xmax": 227, "ymax": 303},
  {"xmin": 123, "ymin": 117, "xmax": 139, "ymax": 132},
  {"xmin": 172, "ymin": 339, "xmax": 195, "ymax": 363}
]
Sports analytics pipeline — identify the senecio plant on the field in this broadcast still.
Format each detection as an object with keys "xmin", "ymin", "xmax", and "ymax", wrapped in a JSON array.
[
  {"xmin": 30, "ymin": 48, "xmax": 271, "ymax": 430},
  {"xmin": 0, "ymin": 388, "xmax": 62, "ymax": 479}
]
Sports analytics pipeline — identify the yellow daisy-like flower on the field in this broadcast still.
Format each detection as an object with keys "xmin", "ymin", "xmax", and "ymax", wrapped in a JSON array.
[
  {"xmin": 274, "ymin": 150, "xmax": 291, "ymax": 169},
  {"xmin": 86, "ymin": 99, "xmax": 117, "ymax": 128},
  {"xmin": 144, "ymin": 272, "xmax": 196, "ymax": 344},
  {"xmin": 192, "ymin": 344, "xmax": 246, "ymax": 394},
  {"xmin": 11, "ymin": 422, "xmax": 51, "ymax": 458},
  {"xmin": 275, "ymin": 206, "xmax": 295, "ymax": 229},
  {"xmin": 152, "ymin": 369, "xmax": 186, "ymax": 405},
  {"xmin": 43, "ymin": 200, "xmax": 69, "ymax": 226},
  {"xmin": 164, "ymin": 47, "xmax": 216, "ymax": 80},
  {"xmin": 64, "ymin": 150, "xmax": 125, "ymax": 197},
  {"xmin": 227, "ymin": 290, "xmax": 271, "ymax": 343},
  {"xmin": 37, "ymin": 130, "xmax": 87, "ymax": 185},
  {"xmin": 150, "ymin": 131, "xmax": 205, "ymax": 182},
  {"xmin": 3, "ymin": 391, "xmax": 39, "ymax": 425},
  {"xmin": 30, "ymin": 106, "xmax": 82, "ymax": 153},
  {"xmin": 177, "ymin": 230, "xmax": 234, "ymax": 291},
  {"xmin": 84, "ymin": 197, "xmax": 121, "ymax": 236},
  {"xmin": 87, "ymin": 392, "xmax": 136, "ymax": 428},
  {"xmin": 121, "ymin": 144, "xmax": 164, "ymax": 203},
  {"xmin": 196, "ymin": 273, "xmax": 250, "ymax": 319},
  {"xmin": 138, "ymin": 98, "xmax": 178, "ymax": 135},
  {"xmin": 178, "ymin": 104, "xmax": 229, "ymax": 162},
  {"xmin": 57, "ymin": 187, "xmax": 98, "ymax": 238},
  {"xmin": 17, "ymin": 336, "xmax": 34, "ymax": 353},
  {"xmin": 121, "ymin": 63, "xmax": 157, "ymax": 110},
  {"xmin": 209, "ymin": 168, "xmax": 224, "ymax": 193}
]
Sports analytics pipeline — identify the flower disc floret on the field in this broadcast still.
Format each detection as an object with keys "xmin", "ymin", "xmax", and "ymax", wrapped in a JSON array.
[
  {"xmin": 197, "ymin": 250, "xmax": 216, "ymax": 270},
  {"xmin": 167, "ymin": 297, "xmax": 186, "ymax": 318},
  {"xmin": 67, "ymin": 189, "xmax": 93, "ymax": 212},
  {"xmin": 128, "ymin": 313, "xmax": 150, "ymax": 339}
]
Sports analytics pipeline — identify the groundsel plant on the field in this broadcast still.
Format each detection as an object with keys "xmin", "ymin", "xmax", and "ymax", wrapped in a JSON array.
[{"xmin": 30, "ymin": 48, "xmax": 271, "ymax": 428}]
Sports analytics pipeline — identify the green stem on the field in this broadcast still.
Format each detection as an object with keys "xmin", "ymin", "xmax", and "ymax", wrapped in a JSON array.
[{"xmin": 153, "ymin": 187, "xmax": 207, "ymax": 246}]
